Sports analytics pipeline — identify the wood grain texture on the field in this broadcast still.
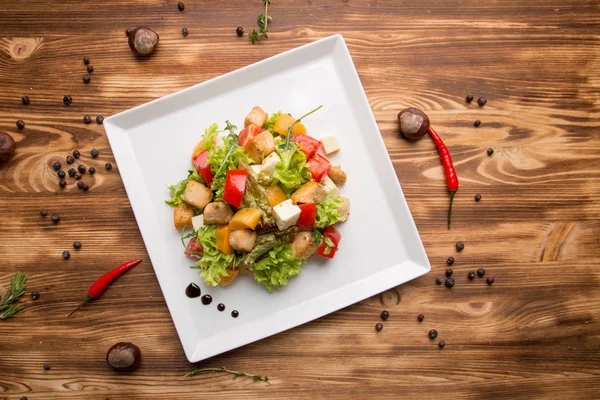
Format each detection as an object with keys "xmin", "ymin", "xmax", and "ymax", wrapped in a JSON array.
[{"xmin": 0, "ymin": 0, "xmax": 599, "ymax": 399}]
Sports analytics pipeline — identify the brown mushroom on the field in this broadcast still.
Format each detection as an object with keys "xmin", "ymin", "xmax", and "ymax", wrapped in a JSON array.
[
  {"xmin": 128, "ymin": 27, "xmax": 159, "ymax": 56},
  {"xmin": 0, "ymin": 131, "xmax": 16, "ymax": 166},
  {"xmin": 106, "ymin": 342, "xmax": 141, "ymax": 371},
  {"xmin": 397, "ymin": 107, "xmax": 430, "ymax": 140}
]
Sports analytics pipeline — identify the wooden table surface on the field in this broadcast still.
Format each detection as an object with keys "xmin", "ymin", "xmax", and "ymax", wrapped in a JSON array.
[{"xmin": 1, "ymin": 0, "xmax": 599, "ymax": 399}]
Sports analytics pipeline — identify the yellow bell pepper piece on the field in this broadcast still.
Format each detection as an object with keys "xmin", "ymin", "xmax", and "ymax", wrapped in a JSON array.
[
  {"xmin": 192, "ymin": 139, "xmax": 204, "ymax": 159},
  {"xmin": 219, "ymin": 267, "xmax": 239, "ymax": 287},
  {"xmin": 215, "ymin": 225, "xmax": 234, "ymax": 254},
  {"xmin": 229, "ymin": 207, "xmax": 262, "ymax": 230},
  {"xmin": 274, "ymin": 114, "xmax": 307, "ymax": 136},
  {"xmin": 266, "ymin": 185, "xmax": 287, "ymax": 207}
]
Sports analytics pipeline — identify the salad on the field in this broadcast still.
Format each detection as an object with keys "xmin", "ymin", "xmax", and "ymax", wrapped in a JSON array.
[{"xmin": 166, "ymin": 106, "xmax": 350, "ymax": 291}]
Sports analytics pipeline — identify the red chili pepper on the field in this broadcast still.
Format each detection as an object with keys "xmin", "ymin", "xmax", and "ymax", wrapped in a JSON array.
[
  {"xmin": 68, "ymin": 259, "xmax": 142, "ymax": 317},
  {"xmin": 427, "ymin": 127, "xmax": 459, "ymax": 229}
]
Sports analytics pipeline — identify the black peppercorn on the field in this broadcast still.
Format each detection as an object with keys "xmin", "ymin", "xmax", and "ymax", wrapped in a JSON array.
[
  {"xmin": 236, "ymin": 26, "xmax": 244, "ymax": 37},
  {"xmin": 22, "ymin": 95, "xmax": 30, "ymax": 105},
  {"xmin": 52, "ymin": 161, "xmax": 61, "ymax": 171},
  {"xmin": 435, "ymin": 276, "xmax": 444, "ymax": 285},
  {"xmin": 77, "ymin": 181, "xmax": 85, "ymax": 189},
  {"xmin": 73, "ymin": 150, "xmax": 80, "ymax": 159},
  {"xmin": 428, "ymin": 329, "xmax": 438, "ymax": 339},
  {"xmin": 51, "ymin": 214, "xmax": 60, "ymax": 223},
  {"xmin": 83, "ymin": 74, "xmax": 91, "ymax": 84},
  {"xmin": 40, "ymin": 209, "xmax": 48, "ymax": 216},
  {"xmin": 381, "ymin": 310, "xmax": 389, "ymax": 320},
  {"xmin": 486, "ymin": 277, "xmax": 494, "ymax": 285},
  {"xmin": 487, "ymin": 148, "xmax": 494, "ymax": 156},
  {"xmin": 83, "ymin": 56, "xmax": 90, "ymax": 64},
  {"xmin": 73, "ymin": 241, "xmax": 82, "ymax": 249},
  {"xmin": 43, "ymin": 363, "xmax": 51, "ymax": 370},
  {"xmin": 89, "ymin": 167, "xmax": 96, "ymax": 175},
  {"xmin": 31, "ymin": 290, "xmax": 40, "ymax": 300},
  {"xmin": 67, "ymin": 155, "xmax": 75, "ymax": 164},
  {"xmin": 182, "ymin": 27, "xmax": 189, "ymax": 36},
  {"xmin": 375, "ymin": 323, "xmax": 383, "ymax": 331},
  {"xmin": 58, "ymin": 170, "xmax": 66, "ymax": 179},
  {"xmin": 477, "ymin": 268, "xmax": 486, "ymax": 277},
  {"xmin": 177, "ymin": 2, "xmax": 184, "ymax": 11},
  {"xmin": 474, "ymin": 119, "xmax": 481, "ymax": 127},
  {"xmin": 466, "ymin": 95, "xmax": 473, "ymax": 103},
  {"xmin": 439, "ymin": 340, "xmax": 445, "ymax": 348},
  {"xmin": 447, "ymin": 256, "xmax": 455, "ymax": 265},
  {"xmin": 83, "ymin": 183, "xmax": 89, "ymax": 191},
  {"xmin": 16, "ymin": 120, "xmax": 25, "ymax": 129},
  {"xmin": 126, "ymin": 28, "xmax": 132, "ymax": 37},
  {"xmin": 445, "ymin": 268, "xmax": 453, "ymax": 277},
  {"xmin": 63, "ymin": 95, "xmax": 72, "ymax": 105},
  {"xmin": 59, "ymin": 180, "xmax": 67, "ymax": 188},
  {"xmin": 78, "ymin": 165, "xmax": 86, "ymax": 174},
  {"xmin": 68, "ymin": 168, "xmax": 76, "ymax": 177},
  {"xmin": 91, "ymin": 148, "xmax": 99, "ymax": 158},
  {"xmin": 417, "ymin": 314, "xmax": 424, "ymax": 322},
  {"xmin": 217, "ymin": 303, "xmax": 225, "ymax": 311},
  {"xmin": 62, "ymin": 250, "xmax": 70, "ymax": 259},
  {"xmin": 475, "ymin": 194, "xmax": 482, "ymax": 202},
  {"xmin": 231, "ymin": 310, "xmax": 239, "ymax": 318},
  {"xmin": 87, "ymin": 65, "xmax": 94, "ymax": 73},
  {"xmin": 477, "ymin": 97, "xmax": 487, "ymax": 107},
  {"xmin": 105, "ymin": 162, "xmax": 112, "ymax": 170},
  {"xmin": 468, "ymin": 271, "xmax": 476, "ymax": 280},
  {"xmin": 445, "ymin": 278, "xmax": 455, "ymax": 288},
  {"xmin": 456, "ymin": 242, "xmax": 464, "ymax": 252},
  {"xmin": 74, "ymin": 172, "xmax": 82, "ymax": 180},
  {"xmin": 83, "ymin": 115, "xmax": 92, "ymax": 124},
  {"xmin": 96, "ymin": 115, "xmax": 104, "ymax": 124}
]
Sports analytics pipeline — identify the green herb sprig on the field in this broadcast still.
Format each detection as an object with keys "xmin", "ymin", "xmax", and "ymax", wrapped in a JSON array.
[
  {"xmin": 249, "ymin": 0, "xmax": 271, "ymax": 44},
  {"xmin": 284, "ymin": 105, "xmax": 323, "ymax": 150},
  {"xmin": 0, "ymin": 272, "xmax": 27, "ymax": 320},
  {"xmin": 186, "ymin": 366, "xmax": 270, "ymax": 383}
]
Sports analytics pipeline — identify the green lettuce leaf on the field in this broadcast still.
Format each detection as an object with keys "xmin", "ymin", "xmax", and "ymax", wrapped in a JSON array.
[
  {"xmin": 208, "ymin": 136, "xmax": 252, "ymax": 200},
  {"xmin": 253, "ymin": 243, "xmax": 306, "ymax": 291},
  {"xmin": 270, "ymin": 142, "xmax": 311, "ymax": 193},
  {"xmin": 264, "ymin": 111, "xmax": 281, "ymax": 133},
  {"xmin": 201, "ymin": 123, "xmax": 220, "ymax": 151},
  {"xmin": 192, "ymin": 225, "xmax": 237, "ymax": 286},
  {"xmin": 315, "ymin": 195, "xmax": 346, "ymax": 228}
]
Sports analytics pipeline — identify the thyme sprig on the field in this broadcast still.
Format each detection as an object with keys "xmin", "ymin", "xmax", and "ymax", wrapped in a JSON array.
[
  {"xmin": 249, "ymin": 0, "xmax": 271, "ymax": 44},
  {"xmin": 186, "ymin": 366, "xmax": 270, "ymax": 383}
]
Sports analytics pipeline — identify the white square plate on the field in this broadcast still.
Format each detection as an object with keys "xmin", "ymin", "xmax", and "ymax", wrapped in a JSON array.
[{"xmin": 104, "ymin": 35, "xmax": 430, "ymax": 363}]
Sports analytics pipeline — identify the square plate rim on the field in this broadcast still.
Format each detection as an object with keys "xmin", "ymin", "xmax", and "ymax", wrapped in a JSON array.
[{"xmin": 104, "ymin": 34, "xmax": 431, "ymax": 362}]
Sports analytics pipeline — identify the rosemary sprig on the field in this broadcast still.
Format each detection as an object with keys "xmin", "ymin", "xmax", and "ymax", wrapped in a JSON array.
[
  {"xmin": 249, "ymin": 0, "xmax": 271, "ymax": 44},
  {"xmin": 0, "ymin": 271, "xmax": 27, "ymax": 320},
  {"xmin": 185, "ymin": 366, "xmax": 270, "ymax": 383}
]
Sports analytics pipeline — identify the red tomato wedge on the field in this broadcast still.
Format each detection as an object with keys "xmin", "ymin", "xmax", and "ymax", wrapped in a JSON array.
[
  {"xmin": 223, "ymin": 169, "xmax": 248, "ymax": 208},
  {"xmin": 184, "ymin": 236, "xmax": 203, "ymax": 259},
  {"xmin": 297, "ymin": 203, "xmax": 317, "ymax": 230},
  {"xmin": 292, "ymin": 135, "xmax": 321, "ymax": 159},
  {"xmin": 307, "ymin": 153, "xmax": 331, "ymax": 182},
  {"xmin": 192, "ymin": 150, "xmax": 214, "ymax": 186},
  {"xmin": 317, "ymin": 226, "xmax": 341, "ymax": 259},
  {"xmin": 238, "ymin": 124, "xmax": 262, "ymax": 148}
]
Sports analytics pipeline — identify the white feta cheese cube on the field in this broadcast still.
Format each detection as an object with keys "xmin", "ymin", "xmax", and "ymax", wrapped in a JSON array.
[
  {"xmin": 273, "ymin": 199, "xmax": 301, "ymax": 231},
  {"xmin": 192, "ymin": 214, "xmax": 205, "ymax": 231},
  {"xmin": 319, "ymin": 176, "xmax": 340, "ymax": 198},
  {"xmin": 249, "ymin": 164, "xmax": 263, "ymax": 178},
  {"xmin": 261, "ymin": 152, "xmax": 281, "ymax": 177},
  {"xmin": 320, "ymin": 135, "xmax": 341, "ymax": 155}
]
